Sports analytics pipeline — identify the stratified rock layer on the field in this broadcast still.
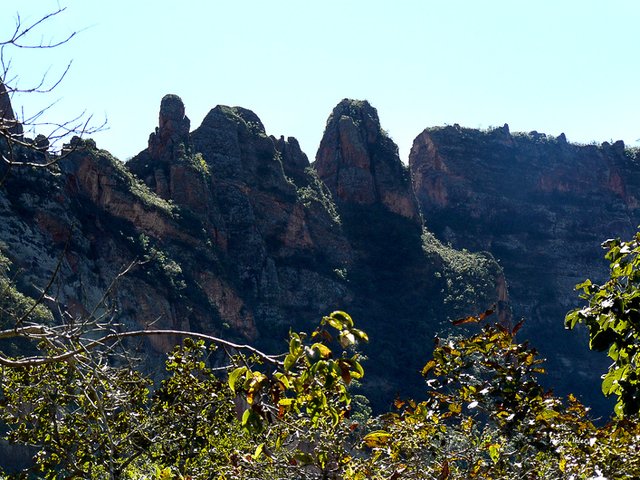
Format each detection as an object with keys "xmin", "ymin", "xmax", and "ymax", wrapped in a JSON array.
[{"xmin": 410, "ymin": 124, "xmax": 640, "ymax": 411}]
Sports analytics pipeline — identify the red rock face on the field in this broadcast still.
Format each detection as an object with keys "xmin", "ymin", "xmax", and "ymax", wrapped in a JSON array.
[
  {"xmin": 0, "ymin": 96, "xmax": 506, "ymax": 409},
  {"xmin": 409, "ymin": 130, "xmax": 452, "ymax": 208},
  {"xmin": 148, "ymin": 94, "xmax": 191, "ymax": 163},
  {"xmin": 315, "ymin": 99, "xmax": 421, "ymax": 222},
  {"xmin": 125, "ymin": 98, "xmax": 357, "ymax": 346},
  {"xmin": 409, "ymin": 124, "xmax": 640, "ymax": 413}
]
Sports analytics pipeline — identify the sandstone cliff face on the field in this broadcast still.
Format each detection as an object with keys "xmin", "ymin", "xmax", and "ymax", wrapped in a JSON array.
[
  {"xmin": 315, "ymin": 99, "xmax": 421, "ymax": 222},
  {"xmin": 0, "ymin": 138, "xmax": 252, "ymax": 354},
  {"xmin": 0, "ymin": 94, "xmax": 505, "ymax": 409},
  {"xmin": 410, "ymin": 124, "xmax": 640, "ymax": 410},
  {"xmin": 313, "ymin": 100, "xmax": 507, "ymax": 404},
  {"xmin": 128, "ymin": 97, "xmax": 355, "ymax": 345},
  {"xmin": 5, "ymin": 87, "xmax": 640, "ymax": 417}
]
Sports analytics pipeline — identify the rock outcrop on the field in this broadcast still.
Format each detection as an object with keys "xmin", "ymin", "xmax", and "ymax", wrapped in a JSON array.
[
  {"xmin": 274, "ymin": 135, "xmax": 311, "ymax": 186},
  {"xmin": 128, "ymin": 99, "xmax": 356, "ymax": 347},
  {"xmin": 314, "ymin": 100, "xmax": 506, "ymax": 404},
  {"xmin": 5, "ymin": 85, "xmax": 640, "ymax": 418},
  {"xmin": 148, "ymin": 94, "xmax": 191, "ymax": 163},
  {"xmin": 410, "ymin": 124, "xmax": 640, "ymax": 411},
  {"xmin": 0, "ymin": 96, "xmax": 504, "ymax": 409},
  {"xmin": 315, "ymin": 99, "xmax": 421, "ymax": 222}
]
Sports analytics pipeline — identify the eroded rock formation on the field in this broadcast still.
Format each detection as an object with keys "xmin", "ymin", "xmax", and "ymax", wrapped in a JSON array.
[
  {"xmin": 316, "ymin": 99, "xmax": 421, "ymax": 222},
  {"xmin": 0, "ymin": 94, "xmax": 504, "ymax": 408},
  {"xmin": 410, "ymin": 124, "xmax": 640, "ymax": 411},
  {"xmin": 0, "ymin": 80, "xmax": 23, "ymax": 138}
]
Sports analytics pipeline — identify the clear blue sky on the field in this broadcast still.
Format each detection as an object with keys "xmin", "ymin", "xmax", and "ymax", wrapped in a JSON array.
[{"xmin": 2, "ymin": 1, "xmax": 639, "ymax": 161}]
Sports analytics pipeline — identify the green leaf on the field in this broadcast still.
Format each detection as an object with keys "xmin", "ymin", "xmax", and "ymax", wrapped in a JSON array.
[
  {"xmin": 284, "ymin": 353, "xmax": 298, "ymax": 372},
  {"xmin": 241, "ymin": 408, "xmax": 251, "ymax": 427},
  {"xmin": 488, "ymin": 443, "xmax": 501, "ymax": 463},
  {"xmin": 350, "ymin": 328, "xmax": 369, "ymax": 343},
  {"xmin": 228, "ymin": 366, "xmax": 247, "ymax": 394},
  {"xmin": 289, "ymin": 333, "xmax": 302, "ymax": 355},
  {"xmin": 274, "ymin": 372, "xmax": 291, "ymax": 389},
  {"xmin": 602, "ymin": 366, "xmax": 628, "ymax": 396},
  {"xmin": 363, "ymin": 430, "xmax": 392, "ymax": 448},
  {"xmin": 309, "ymin": 343, "xmax": 332, "ymax": 360},
  {"xmin": 565, "ymin": 310, "xmax": 580, "ymax": 330},
  {"xmin": 575, "ymin": 279, "xmax": 593, "ymax": 291},
  {"xmin": 325, "ymin": 315, "xmax": 345, "ymax": 330},
  {"xmin": 350, "ymin": 358, "xmax": 364, "ymax": 379},
  {"xmin": 329, "ymin": 311, "xmax": 354, "ymax": 329},
  {"xmin": 253, "ymin": 443, "xmax": 264, "ymax": 460}
]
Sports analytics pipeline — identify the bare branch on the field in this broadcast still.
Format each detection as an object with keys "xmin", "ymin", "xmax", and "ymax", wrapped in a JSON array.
[
  {"xmin": 0, "ymin": 6, "xmax": 106, "ymax": 170},
  {"xmin": 0, "ymin": 324, "xmax": 49, "ymax": 340},
  {"xmin": 0, "ymin": 328, "xmax": 283, "ymax": 368},
  {"xmin": 1, "ymin": 8, "xmax": 76, "ymax": 50}
]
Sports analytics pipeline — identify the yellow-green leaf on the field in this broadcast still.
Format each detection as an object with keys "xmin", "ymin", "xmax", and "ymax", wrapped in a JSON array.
[
  {"xmin": 488, "ymin": 443, "xmax": 501, "ymax": 463},
  {"xmin": 339, "ymin": 330, "xmax": 356, "ymax": 348},
  {"xmin": 351, "ymin": 328, "xmax": 369, "ymax": 343},
  {"xmin": 228, "ymin": 366, "xmax": 247, "ymax": 394},
  {"xmin": 284, "ymin": 353, "xmax": 298, "ymax": 372},
  {"xmin": 253, "ymin": 443, "xmax": 264, "ymax": 460},
  {"xmin": 330, "ymin": 311, "xmax": 354, "ymax": 328},
  {"xmin": 363, "ymin": 430, "xmax": 392, "ymax": 448},
  {"xmin": 421, "ymin": 360, "xmax": 437, "ymax": 377},
  {"xmin": 310, "ymin": 343, "xmax": 332, "ymax": 359}
]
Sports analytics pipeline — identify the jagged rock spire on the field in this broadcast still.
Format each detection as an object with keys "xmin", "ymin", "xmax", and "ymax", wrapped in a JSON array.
[
  {"xmin": 315, "ymin": 99, "xmax": 420, "ymax": 222},
  {"xmin": 147, "ymin": 94, "xmax": 190, "ymax": 162}
]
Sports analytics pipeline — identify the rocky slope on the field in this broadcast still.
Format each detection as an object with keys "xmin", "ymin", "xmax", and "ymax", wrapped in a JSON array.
[
  {"xmin": 0, "ymin": 95, "xmax": 504, "ymax": 408},
  {"xmin": 7, "ymin": 87, "xmax": 637, "ymax": 414},
  {"xmin": 410, "ymin": 124, "xmax": 640, "ymax": 411}
]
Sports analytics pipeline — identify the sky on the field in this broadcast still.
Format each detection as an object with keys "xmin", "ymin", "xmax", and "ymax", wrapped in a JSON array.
[{"xmin": 2, "ymin": 1, "xmax": 639, "ymax": 162}]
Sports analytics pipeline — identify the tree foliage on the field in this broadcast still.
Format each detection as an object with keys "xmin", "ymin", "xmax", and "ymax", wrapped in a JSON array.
[
  {"xmin": 1, "ymin": 304, "xmax": 640, "ymax": 478},
  {"xmin": 566, "ymin": 233, "xmax": 640, "ymax": 417}
]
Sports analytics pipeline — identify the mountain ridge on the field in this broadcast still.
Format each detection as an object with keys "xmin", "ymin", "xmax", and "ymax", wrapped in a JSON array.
[{"xmin": 2, "ymin": 92, "xmax": 637, "ymax": 412}]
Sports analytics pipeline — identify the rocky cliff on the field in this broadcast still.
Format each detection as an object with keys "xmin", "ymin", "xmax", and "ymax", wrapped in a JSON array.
[
  {"xmin": 4, "ymin": 89, "xmax": 638, "ymax": 414},
  {"xmin": 315, "ymin": 99, "xmax": 421, "ymax": 222},
  {"xmin": 410, "ymin": 124, "xmax": 640, "ymax": 411},
  {"xmin": 0, "ymin": 95, "xmax": 504, "ymax": 408},
  {"xmin": 314, "ymin": 100, "xmax": 507, "ymax": 403}
]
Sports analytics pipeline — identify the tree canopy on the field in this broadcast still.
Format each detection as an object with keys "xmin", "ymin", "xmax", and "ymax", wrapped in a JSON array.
[{"xmin": 0, "ymin": 296, "xmax": 640, "ymax": 478}]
